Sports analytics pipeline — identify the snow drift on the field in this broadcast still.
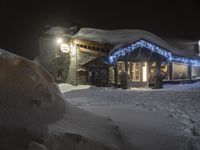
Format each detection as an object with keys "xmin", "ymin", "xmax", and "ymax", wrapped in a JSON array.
[{"xmin": 0, "ymin": 49, "xmax": 131, "ymax": 150}]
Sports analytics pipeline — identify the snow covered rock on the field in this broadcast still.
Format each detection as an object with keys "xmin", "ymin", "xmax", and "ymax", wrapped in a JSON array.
[
  {"xmin": 0, "ymin": 49, "xmax": 66, "ymax": 128},
  {"xmin": 0, "ymin": 49, "xmax": 130, "ymax": 150}
]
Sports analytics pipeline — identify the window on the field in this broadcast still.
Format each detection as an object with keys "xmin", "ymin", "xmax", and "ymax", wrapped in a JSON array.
[
  {"xmin": 117, "ymin": 61, "xmax": 125, "ymax": 83},
  {"xmin": 172, "ymin": 63, "xmax": 189, "ymax": 80},
  {"xmin": 161, "ymin": 62, "xmax": 169, "ymax": 80},
  {"xmin": 130, "ymin": 62, "xmax": 141, "ymax": 82},
  {"xmin": 109, "ymin": 66, "xmax": 115, "ymax": 83},
  {"xmin": 149, "ymin": 62, "xmax": 156, "ymax": 81},
  {"xmin": 192, "ymin": 66, "xmax": 200, "ymax": 79}
]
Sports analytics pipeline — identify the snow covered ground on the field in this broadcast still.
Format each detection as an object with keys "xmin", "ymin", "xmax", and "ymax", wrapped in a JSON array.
[{"xmin": 59, "ymin": 83, "xmax": 200, "ymax": 150}]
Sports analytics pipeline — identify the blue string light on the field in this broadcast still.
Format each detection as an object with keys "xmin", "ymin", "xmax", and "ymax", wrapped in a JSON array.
[{"xmin": 109, "ymin": 39, "xmax": 200, "ymax": 66}]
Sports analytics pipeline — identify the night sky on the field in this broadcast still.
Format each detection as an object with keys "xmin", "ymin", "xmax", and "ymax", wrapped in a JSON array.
[{"xmin": 0, "ymin": 0, "xmax": 200, "ymax": 59}]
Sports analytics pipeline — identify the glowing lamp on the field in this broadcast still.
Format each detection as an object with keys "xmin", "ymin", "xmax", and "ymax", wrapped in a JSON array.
[{"xmin": 56, "ymin": 38, "xmax": 63, "ymax": 44}]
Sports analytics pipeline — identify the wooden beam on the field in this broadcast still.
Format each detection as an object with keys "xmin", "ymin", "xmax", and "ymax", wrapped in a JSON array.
[
  {"xmin": 169, "ymin": 62, "xmax": 173, "ymax": 80},
  {"xmin": 79, "ymin": 47, "xmax": 107, "ymax": 56},
  {"xmin": 188, "ymin": 65, "xmax": 192, "ymax": 80},
  {"xmin": 114, "ymin": 65, "xmax": 118, "ymax": 87}
]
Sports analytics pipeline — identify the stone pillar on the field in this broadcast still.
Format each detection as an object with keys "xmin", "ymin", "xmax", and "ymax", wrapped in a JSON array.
[
  {"xmin": 67, "ymin": 43, "xmax": 78, "ymax": 86},
  {"xmin": 125, "ymin": 60, "xmax": 128, "ymax": 72},
  {"xmin": 106, "ymin": 66, "xmax": 109, "ymax": 86},
  {"xmin": 188, "ymin": 64, "xmax": 192, "ymax": 80},
  {"xmin": 140, "ymin": 62, "xmax": 143, "ymax": 82},
  {"xmin": 121, "ymin": 60, "xmax": 129, "ymax": 89},
  {"xmin": 114, "ymin": 64, "xmax": 118, "ymax": 87},
  {"xmin": 169, "ymin": 62, "xmax": 173, "ymax": 80}
]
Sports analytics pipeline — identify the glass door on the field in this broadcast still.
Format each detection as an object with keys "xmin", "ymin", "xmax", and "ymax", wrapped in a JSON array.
[
  {"xmin": 130, "ymin": 62, "xmax": 147, "ymax": 82},
  {"xmin": 142, "ymin": 62, "xmax": 147, "ymax": 82},
  {"xmin": 131, "ymin": 62, "xmax": 141, "ymax": 81}
]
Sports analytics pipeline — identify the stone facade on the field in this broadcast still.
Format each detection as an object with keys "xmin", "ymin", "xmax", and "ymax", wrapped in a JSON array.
[{"xmin": 39, "ymin": 37, "xmax": 99, "ymax": 85}]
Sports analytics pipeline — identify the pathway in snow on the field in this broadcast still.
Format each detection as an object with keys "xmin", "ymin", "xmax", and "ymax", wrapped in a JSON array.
[{"xmin": 59, "ymin": 83, "xmax": 200, "ymax": 150}]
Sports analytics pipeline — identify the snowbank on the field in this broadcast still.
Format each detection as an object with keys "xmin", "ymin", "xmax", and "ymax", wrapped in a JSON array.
[
  {"xmin": 0, "ymin": 49, "xmax": 131, "ymax": 150},
  {"xmin": 0, "ymin": 48, "xmax": 65, "ymax": 127}
]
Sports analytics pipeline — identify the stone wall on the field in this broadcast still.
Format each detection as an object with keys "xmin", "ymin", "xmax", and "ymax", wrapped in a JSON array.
[
  {"xmin": 39, "ymin": 38, "xmax": 103, "ymax": 85},
  {"xmin": 39, "ymin": 37, "xmax": 71, "ymax": 83}
]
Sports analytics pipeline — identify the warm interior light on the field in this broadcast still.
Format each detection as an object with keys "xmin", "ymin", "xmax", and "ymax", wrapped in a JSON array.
[
  {"xmin": 142, "ymin": 62, "xmax": 147, "ymax": 82},
  {"xmin": 56, "ymin": 38, "xmax": 63, "ymax": 44}
]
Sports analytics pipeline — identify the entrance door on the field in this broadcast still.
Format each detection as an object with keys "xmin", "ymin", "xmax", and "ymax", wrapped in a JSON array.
[
  {"xmin": 89, "ymin": 68, "xmax": 108, "ymax": 86},
  {"xmin": 130, "ymin": 62, "xmax": 147, "ymax": 82},
  {"xmin": 131, "ymin": 62, "xmax": 140, "ymax": 81}
]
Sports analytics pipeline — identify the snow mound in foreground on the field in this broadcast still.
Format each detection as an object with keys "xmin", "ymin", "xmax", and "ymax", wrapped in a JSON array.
[{"xmin": 0, "ymin": 49, "xmax": 131, "ymax": 150}]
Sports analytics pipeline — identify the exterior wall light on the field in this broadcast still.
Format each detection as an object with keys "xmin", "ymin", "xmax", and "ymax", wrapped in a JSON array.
[
  {"xmin": 55, "ymin": 37, "xmax": 63, "ymax": 57},
  {"xmin": 56, "ymin": 38, "xmax": 63, "ymax": 44}
]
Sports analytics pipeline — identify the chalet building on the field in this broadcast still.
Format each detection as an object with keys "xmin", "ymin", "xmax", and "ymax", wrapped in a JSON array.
[{"xmin": 39, "ymin": 27, "xmax": 200, "ymax": 88}]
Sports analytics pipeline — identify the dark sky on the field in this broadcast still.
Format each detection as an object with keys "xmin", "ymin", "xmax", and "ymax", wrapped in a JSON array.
[{"xmin": 0, "ymin": 0, "xmax": 200, "ymax": 59}]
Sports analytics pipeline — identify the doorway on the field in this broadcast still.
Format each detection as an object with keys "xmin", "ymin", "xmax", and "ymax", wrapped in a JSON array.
[
  {"xmin": 130, "ymin": 62, "xmax": 147, "ymax": 82},
  {"xmin": 89, "ymin": 67, "xmax": 108, "ymax": 86}
]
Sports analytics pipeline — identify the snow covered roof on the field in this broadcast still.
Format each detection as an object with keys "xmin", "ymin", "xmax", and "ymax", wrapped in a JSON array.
[{"xmin": 73, "ymin": 28, "xmax": 198, "ymax": 58}]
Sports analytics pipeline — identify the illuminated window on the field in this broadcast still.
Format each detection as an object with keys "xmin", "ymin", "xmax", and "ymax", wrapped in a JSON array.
[
  {"xmin": 149, "ymin": 62, "xmax": 156, "ymax": 81},
  {"xmin": 161, "ymin": 62, "xmax": 169, "ymax": 80},
  {"xmin": 117, "ymin": 61, "xmax": 125, "ymax": 83},
  {"xmin": 130, "ymin": 62, "xmax": 141, "ymax": 82},
  {"xmin": 192, "ymin": 66, "xmax": 200, "ymax": 79},
  {"xmin": 142, "ymin": 62, "xmax": 147, "ymax": 82},
  {"xmin": 109, "ymin": 66, "xmax": 115, "ymax": 83},
  {"xmin": 172, "ymin": 63, "xmax": 189, "ymax": 80}
]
